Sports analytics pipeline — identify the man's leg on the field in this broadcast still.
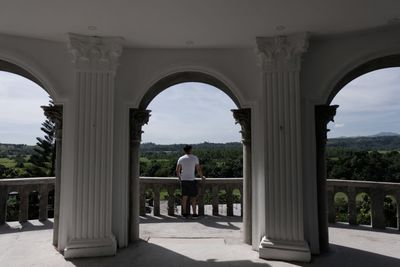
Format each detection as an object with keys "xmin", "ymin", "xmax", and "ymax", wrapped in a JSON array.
[
  {"xmin": 182, "ymin": 195, "xmax": 188, "ymax": 216},
  {"xmin": 191, "ymin": 197, "xmax": 197, "ymax": 215}
]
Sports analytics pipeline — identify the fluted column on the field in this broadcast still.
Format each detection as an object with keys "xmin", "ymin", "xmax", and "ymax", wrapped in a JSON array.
[
  {"xmin": 42, "ymin": 104, "xmax": 63, "ymax": 246},
  {"xmin": 232, "ymin": 108, "xmax": 252, "ymax": 244},
  {"xmin": 129, "ymin": 109, "xmax": 150, "ymax": 241},
  {"xmin": 257, "ymin": 33, "xmax": 311, "ymax": 262},
  {"xmin": 315, "ymin": 104, "xmax": 338, "ymax": 252},
  {"xmin": 64, "ymin": 33, "xmax": 123, "ymax": 258}
]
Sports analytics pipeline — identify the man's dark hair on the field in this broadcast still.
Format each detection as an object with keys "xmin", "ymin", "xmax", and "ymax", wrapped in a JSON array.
[{"xmin": 183, "ymin": 145, "xmax": 192, "ymax": 153}]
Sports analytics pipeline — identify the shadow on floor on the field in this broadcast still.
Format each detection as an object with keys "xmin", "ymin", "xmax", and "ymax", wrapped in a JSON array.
[
  {"xmin": 329, "ymin": 222, "xmax": 400, "ymax": 235},
  {"xmin": 0, "ymin": 219, "xmax": 53, "ymax": 234},
  {"xmin": 70, "ymin": 240, "xmax": 270, "ymax": 267},
  {"xmin": 140, "ymin": 214, "xmax": 241, "ymax": 230},
  {"xmin": 303, "ymin": 244, "xmax": 400, "ymax": 267}
]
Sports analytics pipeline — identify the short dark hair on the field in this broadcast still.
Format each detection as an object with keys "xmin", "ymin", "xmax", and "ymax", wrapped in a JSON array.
[{"xmin": 183, "ymin": 145, "xmax": 192, "ymax": 153}]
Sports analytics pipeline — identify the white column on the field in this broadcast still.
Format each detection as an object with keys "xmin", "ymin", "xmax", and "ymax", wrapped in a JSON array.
[
  {"xmin": 256, "ymin": 33, "xmax": 311, "ymax": 262},
  {"xmin": 64, "ymin": 33, "xmax": 123, "ymax": 258}
]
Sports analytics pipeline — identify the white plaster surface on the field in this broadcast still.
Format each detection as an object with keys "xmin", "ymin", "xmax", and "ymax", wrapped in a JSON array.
[{"xmin": 1, "ymin": 219, "xmax": 399, "ymax": 267}]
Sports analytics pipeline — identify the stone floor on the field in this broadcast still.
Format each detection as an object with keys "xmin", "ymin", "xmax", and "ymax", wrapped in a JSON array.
[{"xmin": 0, "ymin": 217, "xmax": 399, "ymax": 267}]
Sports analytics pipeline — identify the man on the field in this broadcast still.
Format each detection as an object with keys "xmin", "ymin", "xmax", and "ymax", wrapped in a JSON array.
[{"xmin": 176, "ymin": 145, "xmax": 205, "ymax": 218}]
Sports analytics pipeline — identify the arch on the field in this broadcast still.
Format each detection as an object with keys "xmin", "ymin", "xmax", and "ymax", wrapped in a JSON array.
[
  {"xmin": 326, "ymin": 54, "xmax": 400, "ymax": 104},
  {"xmin": 138, "ymin": 71, "xmax": 242, "ymax": 110},
  {"xmin": 0, "ymin": 51, "xmax": 59, "ymax": 100},
  {"xmin": 6, "ymin": 191, "xmax": 20, "ymax": 222}
]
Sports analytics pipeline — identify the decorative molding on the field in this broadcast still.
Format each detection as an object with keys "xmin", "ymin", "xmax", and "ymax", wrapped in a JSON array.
[
  {"xmin": 232, "ymin": 108, "xmax": 251, "ymax": 144},
  {"xmin": 129, "ymin": 109, "xmax": 151, "ymax": 142},
  {"xmin": 67, "ymin": 33, "xmax": 124, "ymax": 72},
  {"xmin": 256, "ymin": 33, "xmax": 309, "ymax": 72}
]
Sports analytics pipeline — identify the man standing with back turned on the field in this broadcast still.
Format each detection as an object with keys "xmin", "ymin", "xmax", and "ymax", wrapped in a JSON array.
[{"xmin": 176, "ymin": 145, "xmax": 205, "ymax": 218}]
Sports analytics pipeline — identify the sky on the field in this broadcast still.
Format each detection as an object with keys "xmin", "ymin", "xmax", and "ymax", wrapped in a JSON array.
[
  {"xmin": 142, "ymin": 82, "xmax": 241, "ymax": 144},
  {"xmin": 328, "ymin": 67, "xmax": 400, "ymax": 138},
  {"xmin": 1, "ymin": 67, "xmax": 400, "ymax": 144},
  {"xmin": 0, "ymin": 71, "xmax": 50, "ymax": 145}
]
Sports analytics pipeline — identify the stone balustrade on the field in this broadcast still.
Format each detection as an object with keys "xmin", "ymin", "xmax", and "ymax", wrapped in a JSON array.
[
  {"xmin": 327, "ymin": 179, "xmax": 400, "ymax": 230},
  {"xmin": 139, "ymin": 177, "xmax": 243, "ymax": 217},
  {"xmin": 0, "ymin": 177, "xmax": 55, "ymax": 224}
]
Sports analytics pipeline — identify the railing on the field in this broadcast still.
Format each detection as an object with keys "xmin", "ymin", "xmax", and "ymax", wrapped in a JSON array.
[
  {"xmin": 327, "ymin": 179, "xmax": 400, "ymax": 230},
  {"xmin": 0, "ymin": 177, "xmax": 55, "ymax": 224},
  {"xmin": 140, "ymin": 177, "xmax": 243, "ymax": 217}
]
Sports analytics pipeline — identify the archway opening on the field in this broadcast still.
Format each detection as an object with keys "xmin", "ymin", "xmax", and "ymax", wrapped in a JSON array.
[
  {"xmin": 129, "ymin": 75, "xmax": 252, "ymax": 246},
  {"xmin": 0, "ymin": 65, "xmax": 60, "ymax": 244},
  {"xmin": 318, "ymin": 60, "xmax": 400, "ymax": 252}
]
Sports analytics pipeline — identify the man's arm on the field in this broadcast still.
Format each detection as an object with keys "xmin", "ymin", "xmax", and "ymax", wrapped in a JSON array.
[
  {"xmin": 176, "ymin": 164, "xmax": 182, "ymax": 181},
  {"xmin": 196, "ymin": 164, "xmax": 205, "ymax": 181}
]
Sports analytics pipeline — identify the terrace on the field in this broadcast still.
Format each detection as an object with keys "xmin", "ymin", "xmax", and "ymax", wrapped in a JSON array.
[{"xmin": 0, "ymin": 177, "xmax": 399, "ymax": 266}]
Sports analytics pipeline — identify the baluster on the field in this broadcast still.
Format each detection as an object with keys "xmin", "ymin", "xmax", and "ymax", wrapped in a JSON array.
[
  {"xmin": 153, "ymin": 185, "xmax": 160, "ymax": 216},
  {"xmin": 39, "ymin": 185, "xmax": 49, "ymax": 221},
  {"xmin": 167, "ymin": 186, "xmax": 175, "ymax": 216},
  {"xmin": 19, "ymin": 189, "xmax": 29, "ymax": 223},
  {"xmin": 397, "ymin": 192, "xmax": 400, "ymax": 231},
  {"xmin": 371, "ymin": 188, "xmax": 385, "ymax": 229},
  {"xmin": 139, "ymin": 184, "xmax": 146, "ymax": 216},
  {"xmin": 212, "ymin": 184, "xmax": 219, "ymax": 216},
  {"xmin": 198, "ymin": 180, "xmax": 205, "ymax": 216},
  {"xmin": 0, "ymin": 186, "xmax": 7, "ymax": 224},
  {"xmin": 327, "ymin": 188, "xmax": 335, "ymax": 223},
  {"xmin": 226, "ymin": 185, "xmax": 234, "ymax": 217},
  {"xmin": 348, "ymin": 187, "xmax": 357, "ymax": 225},
  {"xmin": 239, "ymin": 186, "xmax": 243, "ymax": 217}
]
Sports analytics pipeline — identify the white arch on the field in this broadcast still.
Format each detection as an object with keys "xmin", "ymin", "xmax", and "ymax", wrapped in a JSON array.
[
  {"xmin": 321, "ymin": 47, "xmax": 400, "ymax": 104},
  {"xmin": 137, "ymin": 64, "xmax": 246, "ymax": 109},
  {"xmin": 0, "ymin": 48, "xmax": 59, "ymax": 101}
]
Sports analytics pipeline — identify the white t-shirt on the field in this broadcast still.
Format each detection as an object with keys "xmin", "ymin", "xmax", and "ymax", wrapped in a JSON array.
[{"xmin": 177, "ymin": 154, "xmax": 199, "ymax": 181}]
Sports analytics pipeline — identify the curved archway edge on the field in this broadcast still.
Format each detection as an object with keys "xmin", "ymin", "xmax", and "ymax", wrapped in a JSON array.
[
  {"xmin": 138, "ymin": 71, "xmax": 242, "ymax": 109},
  {"xmin": 0, "ymin": 52, "xmax": 58, "ymax": 100},
  {"xmin": 327, "ymin": 54, "xmax": 400, "ymax": 104}
]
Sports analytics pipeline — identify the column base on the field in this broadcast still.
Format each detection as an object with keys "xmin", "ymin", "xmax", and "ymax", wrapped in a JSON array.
[
  {"xmin": 259, "ymin": 236, "xmax": 311, "ymax": 262},
  {"xmin": 64, "ymin": 235, "xmax": 117, "ymax": 259}
]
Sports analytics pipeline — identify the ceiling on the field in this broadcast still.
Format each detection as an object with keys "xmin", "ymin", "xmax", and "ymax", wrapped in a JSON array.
[{"xmin": 0, "ymin": 0, "xmax": 399, "ymax": 48}]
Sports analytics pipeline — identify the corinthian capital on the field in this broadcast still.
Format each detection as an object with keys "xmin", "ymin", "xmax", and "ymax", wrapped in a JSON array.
[
  {"xmin": 67, "ymin": 33, "xmax": 124, "ymax": 72},
  {"xmin": 130, "ymin": 109, "xmax": 151, "ymax": 142},
  {"xmin": 232, "ymin": 108, "xmax": 251, "ymax": 144},
  {"xmin": 256, "ymin": 33, "xmax": 309, "ymax": 72}
]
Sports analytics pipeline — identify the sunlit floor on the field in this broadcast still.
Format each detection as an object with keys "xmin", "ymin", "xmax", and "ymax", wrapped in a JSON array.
[{"xmin": 0, "ymin": 217, "xmax": 399, "ymax": 267}]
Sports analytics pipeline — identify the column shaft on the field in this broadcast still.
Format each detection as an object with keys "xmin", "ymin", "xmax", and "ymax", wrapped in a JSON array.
[
  {"xmin": 64, "ymin": 33, "xmax": 123, "ymax": 258},
  {"xmin": 257, "ymin": 34, "xmax": 311, "ymax": 262}
]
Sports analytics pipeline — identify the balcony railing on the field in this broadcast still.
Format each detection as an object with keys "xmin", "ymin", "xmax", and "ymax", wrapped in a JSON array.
[
  {"xmin": 327, "ymin": 179, "xmax": 400, "ymax": 230},
  {"xmin": 0, "ymin": 177, "xmax": 55, "ymax": 224},
  {"xmin": 1, "ymin": 177, "xmax": 399, "ymax": 231},
  {"xmin": 139, "ymin": 177, "xmax": 243, "ymax": 217}
]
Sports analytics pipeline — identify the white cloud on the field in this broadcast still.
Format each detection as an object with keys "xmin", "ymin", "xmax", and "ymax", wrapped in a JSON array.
[{"xmin": 334, "ymin": 123, "xmax": 345, "ymax": 128}]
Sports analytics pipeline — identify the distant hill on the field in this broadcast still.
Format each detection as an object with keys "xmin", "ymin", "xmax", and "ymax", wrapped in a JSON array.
[
  {"xmin": 370, "ymin": 132, "xmax": 400, "ymax": 137},
  {"xmin": 327, "ymin": 135, "xmax": 400, "ymax": 151},
  {"xmin": 0, "ymin": 143, "xmax": 35, "ymax": 158},
  {"xmin": 140, "ymin": 142, "xmax": 242, "ymax": 153}
]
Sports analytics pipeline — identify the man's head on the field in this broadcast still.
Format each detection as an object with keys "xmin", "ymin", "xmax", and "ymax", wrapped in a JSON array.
[{"xmin": 183, "ymin": 145, "xmax": 192, "ymax": 154}]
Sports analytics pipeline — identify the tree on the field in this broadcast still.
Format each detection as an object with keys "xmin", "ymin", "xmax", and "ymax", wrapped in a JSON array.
[{"xmin": 29, "ymin": 101, "xmax": 56, "ymax": 177}]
